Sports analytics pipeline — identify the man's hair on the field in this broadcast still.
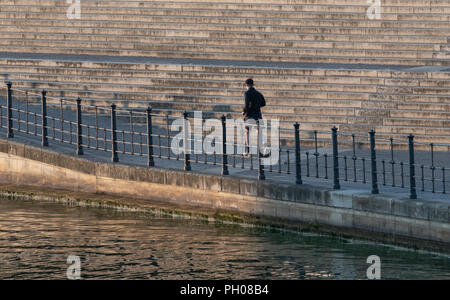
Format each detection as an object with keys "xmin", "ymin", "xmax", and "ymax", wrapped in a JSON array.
[{"xmin": 245, "ymin": 78, "xmax": 254, "ymax": 86}]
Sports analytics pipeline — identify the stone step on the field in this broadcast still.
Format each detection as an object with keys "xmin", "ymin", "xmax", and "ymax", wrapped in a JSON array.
[
  {"xmin": 0, "ymin": 26, "xmax": 448, "ymax": 45},
  {"xmin": 384, "ymin": 117, "xmax": 450, "ymax": 128},
  {"xmin": 2, "ymin": 56, "xmax": 449, "ymax": 79},
  {"xmin": 0, "ymin": 75, "xmax": 378, "ymax": 96},
  {"xmin": 6, "ymin": 93, "xmax": 354, "ymax": 125},
  {"xmin": 142, "ymin": 100, "xmax": 358, "ymax": 116},
  {"xmin": 2, "ymin": 0, "xmax": 449, "ymax": 12},
  {"xmin": 3, "ymin": 78, "xmax": 380, "ymax": 97},
  {"xmin": 3, "ymin": 4, "xmax": 450, "ymax": 19},
  {"xmin": 0, "ymin": 32, "xmax": 440, "ymax": 52},
  {"xmin": 4, "ymin": 65, "xmax": 449, "ymax": 87},
  {"xmin": 4, "ymin": 80, "xmax": 368, "ymax": 109},
  {"xmin": 5, "ymin": 79, "xmax": 371, "ymax": 103},
  {"xmin": 7, "ymin": 77, "xmax": 449, "ymax": 104},
  {"xmin": 376, "ymin": 125, "xmax": 450, "ymax": 136},
  {"xmin": 0, "ymin": 36, "xmax": 440, "ymax": 58},
  {"xmin": 1, "ymin": 58, "xmax": 435, "ymax": 79},
  {"xmin": 3, "ymin": 11, "xmax": 450, "ymax": 30},
  {"xmin": 390, "ymin": 110, "xmax": 450, "ymax": 120},
  {"xmin": 397, "ymin": 103, "xmax": 450, "ymax": 112},
  {"xmin": 1, "ymin": 25, "xmax": 447, "ymax": 45},
  {"xmin": 2, "ymin": 0, "xmax": 447, "ymax": 6},
  {"xmin": 3, "ymin": 71, "xmax": 448, "ymax": 104},
  {"xmin": 3, "ymin": 18, "xmax": 449, "ymax": 38},
  {"xmin": 1, "ymin": 44, "xmax": 443, "ymax": 66},
  {"xmin": 370, "ymin": 94, "xmax": 450, "ymax": 103},
  {"xmin": 1, "ymin": 57, "xmax": 447, "ymax": 88},
  {"xmin": 0, "ymin": 65, "xmax": 388, "ymax": 85},
  {"xmin": 376, "ymin": 86, "xmax": 450, "ymax": 95},
  {"xmin": 6, "ymin": 71, "xmax": 450, "ymax": 96},
  {"xmin": 4, "ymin": 73, "xmax": 450, "ymax": 105},
  {"xmin": 0, "ymin": 71, "xmax": 390, "ymax": 93}
]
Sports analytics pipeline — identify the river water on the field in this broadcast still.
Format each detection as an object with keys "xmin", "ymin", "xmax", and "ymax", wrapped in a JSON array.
[{"xmin": 0, "ymin": 197, "xmax": 449, "ymax": 280}]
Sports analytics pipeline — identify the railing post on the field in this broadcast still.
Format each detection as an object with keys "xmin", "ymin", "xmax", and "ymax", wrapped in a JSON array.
[
  {"xmin": 221, "ymin": 115, "xmax": 229, "ymax": 176},
  {"xmin": 76, "ymin": 97, "xmax": 84, "ymax": 155},
  {"xmin": 41, "ymin": 90, "xmax": 48, "ymax": 147},
  {"xmin": 257, "ymin": 120, "xmax": 265, "ymax": 180},
  {"xmin": 332, "ymin": 126, "xmax": 340, "ymax": 189},
  {"xmin": 111, "ymin": 104, "xmax": 119, "ymax": 163},
  {"xmin": 183, "ymin": 111, "xmax": 191, "ymax": 171},
  {"xmin": 146, "ymin": 106, "xmax": 154, "ymax": 167},
  {"xmin": 408, "ymin": 134, "xmax": 417, "ymax": 199},
  {"xmin": 294, "ymin": 122, "xmax": 302, "ymax": 184},
  {"xmin": 6, "ymin": 82, "xmax": 13, "ymax": 138},
  {"xmin": 369, "ymin": 130, "xmax": 379, "ymax": 194}
]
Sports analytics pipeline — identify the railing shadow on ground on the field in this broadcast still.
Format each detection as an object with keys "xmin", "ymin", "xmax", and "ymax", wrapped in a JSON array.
[{"xmin": 1, "ymin": 82, "xmax": 450, "ymax": 200}]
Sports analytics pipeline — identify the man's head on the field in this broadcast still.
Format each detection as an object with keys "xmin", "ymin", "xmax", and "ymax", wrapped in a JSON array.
[{"xmin": 245, "ymin": 78, "xmax": 254, "ymax": 89}]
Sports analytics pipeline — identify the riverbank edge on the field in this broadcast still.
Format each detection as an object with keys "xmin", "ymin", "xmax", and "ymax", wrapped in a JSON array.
[{"xmin": 0, "ymin": 139, "xmax": 449, "ymax": 253}]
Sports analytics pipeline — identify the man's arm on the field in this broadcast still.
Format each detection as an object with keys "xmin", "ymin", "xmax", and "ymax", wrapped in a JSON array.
[{"xmin": 260, "ymin": 93, "xmax": 266, "ymax": 107}]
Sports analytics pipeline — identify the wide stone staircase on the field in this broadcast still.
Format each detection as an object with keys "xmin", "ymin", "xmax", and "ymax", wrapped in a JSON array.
[
  {"xmin": 0, "ymin": 0, "xmax": 449, "ymax": 65},
  {"xmin": 0, "ymin": 0, "xmax": 449, "ymax": 146}
]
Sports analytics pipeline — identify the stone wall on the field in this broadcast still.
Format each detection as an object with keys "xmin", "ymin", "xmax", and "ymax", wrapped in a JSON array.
[{"xmin": 0, "ymin": 139, "xmax": 448, "ymax": 252}]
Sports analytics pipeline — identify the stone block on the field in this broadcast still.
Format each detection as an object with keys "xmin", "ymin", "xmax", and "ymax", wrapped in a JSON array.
[
  {"xmin": 294, "ymin": 186, "xmax": 330, "ymax": 206},
  {"xmin": 277, "ymin": 183, "xmax": 296, "ymax": 202},
  {"xmin": 132, "ymin": 166, "xmax": 165, "ymax": 184},
  {"xmin": 0, "ymin": 140, "xmax": 9, "ymax": 153},
  {"xmin": 276, "ymin": 203, "xmax": 291, "ymax": 220},
  {"xmin": 23, "ymin": 144, "xmax": 41, "ymax": 162},
  {"xmin": 73, "ymin": 158, "xmax": 96, "ymax": 175},
  {"xmin": 8, "ymin": 142, "xmax": 25, "ymax": 157},
  {"xmin": 95, "ymin": 162, "xmax": 130, "ymax": 181},
  {"xmin": 391, "ymin": 199, "xmax": 430, "ymax": 221},
  {"xmin": 239, "ymin": 179, "xmax": 258, "ymax": 197},
  {"xmin": 164, "ymin": 169, "xmax": 185, "ymax": 187},
  {"xmin": 353, "ymin": 194, "xmax": 393, "ymax": 215},
  {"xmin": 352, "ymin": 194, "xmax": 371, "ymax": 212},
  {"xmin": 184, "ymin": 172, "xmax": 203, "ymax": 189},
  {"xmin": 427, "ymin": 203, "xmax": 450, "ymax": 223},
  {"xmin": 203, "ymin": 174, "xmax": 221, "ymax": 193},
  {"xmin": 221, "ymin": 176, "xmax": 240, "ymax": 194},
  {"xmin": 327, "ymin": 190, "xmax": 354, "ymax": 209},
  {"xmin": 40, "ymin": 149, "xmax": 62, "ymax": 166},
  {"xmin": 257, "ymin": 181, "xmax": 284, "ymax": 201}
]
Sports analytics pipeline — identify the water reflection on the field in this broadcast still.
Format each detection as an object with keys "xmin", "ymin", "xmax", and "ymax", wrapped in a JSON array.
[{"xmin": 0, "ymin": 197, "xmax": 449, "ymax": 280}]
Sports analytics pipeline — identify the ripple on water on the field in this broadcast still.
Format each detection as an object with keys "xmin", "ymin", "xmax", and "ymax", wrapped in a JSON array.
[{"xmin": 0, "ymin": 197, "xmax": 449, "ymax": 280}]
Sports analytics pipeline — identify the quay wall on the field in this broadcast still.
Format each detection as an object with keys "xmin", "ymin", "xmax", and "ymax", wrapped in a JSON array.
[{"xmin": 0, "ymin": 139, "xmax": 449, "ymax": 252}]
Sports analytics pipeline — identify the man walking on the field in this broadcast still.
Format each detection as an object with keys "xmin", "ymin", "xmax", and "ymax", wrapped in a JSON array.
[{"xmin": 242, "ymin": 78, "xmax": 265, "ymax": 155}]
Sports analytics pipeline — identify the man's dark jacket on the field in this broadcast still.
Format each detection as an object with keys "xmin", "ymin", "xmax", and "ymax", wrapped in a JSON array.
[{"xmin": 243, "ymin": 87, "xmax": 266, "ymax": 121}]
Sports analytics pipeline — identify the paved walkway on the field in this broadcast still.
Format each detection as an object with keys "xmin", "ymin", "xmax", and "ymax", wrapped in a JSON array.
[{"xmin": 1, "ymin": 95, "xmax": 450, "ymax": 203}]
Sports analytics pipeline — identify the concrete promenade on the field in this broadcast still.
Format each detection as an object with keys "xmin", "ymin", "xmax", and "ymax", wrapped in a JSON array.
[{"xmin": 1, "ymin": 92, "xmax": 450, "ymax": 201}]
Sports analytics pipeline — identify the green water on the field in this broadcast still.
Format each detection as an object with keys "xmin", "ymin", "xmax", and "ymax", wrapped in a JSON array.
[{"xmin": 0, "ymin": 197, "xmax": 449, "ymax": 280}]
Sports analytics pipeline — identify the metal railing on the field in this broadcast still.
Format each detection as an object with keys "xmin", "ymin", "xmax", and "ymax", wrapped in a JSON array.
[{"xmin": 1, "ymin": 82, "xmax": 450, "ymax": 200}]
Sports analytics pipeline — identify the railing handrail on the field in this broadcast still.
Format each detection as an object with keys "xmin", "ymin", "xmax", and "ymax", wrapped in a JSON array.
[{"xmin": 2, "ymin": 82, "xmax": 450, "ymax": 199}]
